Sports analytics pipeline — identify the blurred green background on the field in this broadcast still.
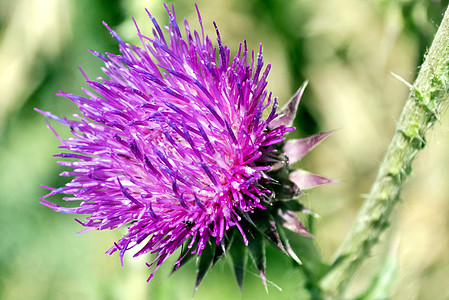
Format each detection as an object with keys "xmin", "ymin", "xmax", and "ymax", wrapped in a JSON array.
[{"xmin": 1, "ymin": 0, "xmax": 449, "ymax": 299}]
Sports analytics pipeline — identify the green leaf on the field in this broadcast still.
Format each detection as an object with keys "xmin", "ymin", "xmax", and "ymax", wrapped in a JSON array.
[
  {"xmin": 276, "ymin": 223, "xmax": 302, "ymax": 265},
  {"xmin": 249, "ymin": 211, "xmax": 288, "ymax": 255},
  {"xmin": 277, "ymin": 199, "xmax": 306, "ymax": 212},
  {"xmin": 247, "ymin": 229, "xmax": 267, "ymax": 291},
  {"xmin": 229, "ymin": 232, "xmax": 248, "ymax": 291},
  {"xmin": 170, "ymin": 237, "xmax": 195, "ymax": 275},
  {"xmin": 194, "ymin": 241, "xmax": 216, "ymax": 293},
  {"xmin": 212, "ymin": 242, "xmax": 225, "ymax": 267}
]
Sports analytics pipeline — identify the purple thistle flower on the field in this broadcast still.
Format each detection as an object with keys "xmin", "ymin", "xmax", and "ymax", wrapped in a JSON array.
[{"xmin": 37, "ymin": 4, "xmax": 332, "ymax": 289}]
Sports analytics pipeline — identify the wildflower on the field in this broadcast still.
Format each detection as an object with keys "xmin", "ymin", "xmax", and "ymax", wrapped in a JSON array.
[{"xmin": 37, "ymin": 4, "xmax": 332, "ymax": 289}]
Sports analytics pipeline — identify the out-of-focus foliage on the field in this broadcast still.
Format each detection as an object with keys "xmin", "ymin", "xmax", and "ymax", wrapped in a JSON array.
[{"xmin": 0, "ymin": 0, "xmax": 448, "ymax": 299}]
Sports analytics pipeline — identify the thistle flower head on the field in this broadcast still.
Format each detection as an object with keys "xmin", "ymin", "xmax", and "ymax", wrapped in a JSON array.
[{"xmin": 37, "ymin": 4, "xmax": 332, "ymax": 289}]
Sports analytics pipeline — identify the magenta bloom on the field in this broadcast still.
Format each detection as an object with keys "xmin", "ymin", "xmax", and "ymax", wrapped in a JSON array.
[{"xmin": 38, "ymin": 5, "xmax": 331, "ymax": 288}]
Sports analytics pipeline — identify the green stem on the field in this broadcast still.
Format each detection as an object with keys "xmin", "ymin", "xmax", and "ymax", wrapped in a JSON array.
[{"xmin": 319, "ymin": 6, "xmax": 449, "ymax": 298}]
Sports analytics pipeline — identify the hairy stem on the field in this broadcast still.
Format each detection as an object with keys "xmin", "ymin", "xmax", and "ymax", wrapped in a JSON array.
[{"xmin": 319, "ymin": 6, "xmax": 449, "ymax": 298}]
